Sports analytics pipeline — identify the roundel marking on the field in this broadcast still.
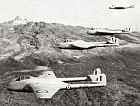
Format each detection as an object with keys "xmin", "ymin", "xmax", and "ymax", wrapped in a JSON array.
[
  {"xmin": 66, "ymin": 85, "xmax": 71, "ymax": 89},
  {"xmin": 36, "ymin": 90, "xmax": 48, "ymax": 93}
]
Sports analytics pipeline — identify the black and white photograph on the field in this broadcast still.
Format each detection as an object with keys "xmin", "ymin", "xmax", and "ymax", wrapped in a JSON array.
[{"xmin": 0, "ymin": 0, "xmax": 139, "ymax": 106}]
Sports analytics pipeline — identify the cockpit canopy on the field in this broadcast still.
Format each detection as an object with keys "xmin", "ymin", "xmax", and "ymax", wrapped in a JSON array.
[{"xmin": 16, "ymin": 75, "xmax": 31, "ymax": 81}]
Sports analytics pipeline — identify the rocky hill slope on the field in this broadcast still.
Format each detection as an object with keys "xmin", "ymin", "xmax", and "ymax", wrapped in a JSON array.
[{"xmin": 0, "ymin": 20, "xmax": 140, "ymax": 106}]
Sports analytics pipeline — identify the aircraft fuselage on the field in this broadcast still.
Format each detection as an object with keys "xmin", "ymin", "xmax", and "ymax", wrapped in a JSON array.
[
  {"xmin": 7, "ymin": 70, "xmax": 106, "ymax": 98},
  {"xmin": 109, "ymin": 5, "xmax": 134, "ymax": 9},
  {"xmin": 7, "ymin": 76, "xmax": 105, "ymax": 91}
]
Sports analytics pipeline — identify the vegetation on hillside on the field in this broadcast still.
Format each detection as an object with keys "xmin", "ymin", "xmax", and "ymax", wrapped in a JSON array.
[{"xmin": 0, "ymin": 21, "xmax": 140, "ymax": 106}]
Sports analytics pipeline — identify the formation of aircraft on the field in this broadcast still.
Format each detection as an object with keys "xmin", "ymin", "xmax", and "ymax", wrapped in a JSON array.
[
  {"xmin": 58, "ymin": 37, "xmax": 119, "ymax": 49},
  {"xmin": 87, "ymin": 28, "xmax": 132, "ymax": 35},
  {"xmin": 6, "ymin": 3, "xmax": 136, "ymax": 100},
  {"xmin": 7, "ymin": 68, "xmax": 106, "ymax": 99},
  {"xmin": 109, "ymin": 5, "xmax": 134, "ymax": 9}
]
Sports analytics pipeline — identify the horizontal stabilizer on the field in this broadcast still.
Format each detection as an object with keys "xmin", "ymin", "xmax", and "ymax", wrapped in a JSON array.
[
  {"xmin": 88, "ymin": 74, "xmax": 106, "ymax": 85},
  {"xmin": 87, "ymin": 68, "xmax": 101, "ymax": 81}
]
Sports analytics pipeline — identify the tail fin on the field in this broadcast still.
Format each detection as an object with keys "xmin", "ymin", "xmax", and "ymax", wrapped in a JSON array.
[
  {"xmin": 129, "ymin": 5, "xmax": 134, "ymax": 8},
  {"xmin": 88, "ymin": 68, "xmax": 106, "ymax": 85},
  {"xmin": 115, "ymin": 38, "xmax": 119, "ymax": 46},
  {"xmin": 108, "ymin": 37, "xmax": 119, "ymax": 45},
  {"xmin": 38, "ymin": 71, "xmax": 56, "ymax": 78},
  {"xmin": 95, "ymin": 74, "xmax": 106, "ymax": 85},
  {"xmin": 107, "ymin": 37, "xmax": 115, "ymax": 44},
  {"xmin": 110, "ymin": 37, "xmax": 116, "ymax": 43},
  {"xmin": 93, "ymin": 68, "xmax": 101, "ymax": 75}
]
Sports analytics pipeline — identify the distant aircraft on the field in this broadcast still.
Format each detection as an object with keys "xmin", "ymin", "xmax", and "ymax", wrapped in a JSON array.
[
  {"xmin": 7, "ymin": 68, "xmax": 106, "ymax": 98},
  {"xmin": 58, "ymin": 37, "xmax": 119, "ymax": 49},
  {"xmin": 87, "ymin": 28, "xmax": 132, "ymax": 35},
  {"xmin": 109, "ymin": 5, "xmax": 134, "ymax": 9}
]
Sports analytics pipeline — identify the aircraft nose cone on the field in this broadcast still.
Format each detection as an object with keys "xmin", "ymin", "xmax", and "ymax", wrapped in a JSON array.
[
  {"xmin": 7, "ymin": 82, "xmax": 12, "ymax": 89},
  {"xmin": 7, "ymin": 80, "xmax": 26, "ymax": 91},
  {"xmin": 7, "ymin": 81, "xmax": 14, "ymax": 90}
]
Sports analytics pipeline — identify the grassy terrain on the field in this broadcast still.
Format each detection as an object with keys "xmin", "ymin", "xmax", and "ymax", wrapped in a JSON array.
[{"xmin": 0, "ymin": 21, "xmax": 140, "ymax": 106}]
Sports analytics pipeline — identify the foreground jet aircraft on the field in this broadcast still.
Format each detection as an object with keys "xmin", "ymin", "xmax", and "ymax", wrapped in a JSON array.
[
  {"xmin": 58, "ymin": 37, "xmax": 119, "ymax": 49},
  {"xmin": 7, "ymin": 68, "xmax": 106, "ymax": 98},
  {"xmin": 109, "ymin": 5, "xmax": 134, "ymax": 9},
  {"xmin": 87, "ymin": 28, "xmax": 131, "ymax": 35}
]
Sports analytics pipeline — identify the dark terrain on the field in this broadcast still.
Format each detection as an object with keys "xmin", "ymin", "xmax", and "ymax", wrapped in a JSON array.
[{"xmin": 0, "ymin": 19, "xmax": 140, "ymax": 106}]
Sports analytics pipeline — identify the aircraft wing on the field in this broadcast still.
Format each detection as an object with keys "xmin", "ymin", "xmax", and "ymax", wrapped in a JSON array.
[
  {"xmin": 58, "ymin": 41, "xmax": 94, "ymax": 49},
  {"xmin": 28, "ymin": 83, "xmax": 60, "ymax": 98}
]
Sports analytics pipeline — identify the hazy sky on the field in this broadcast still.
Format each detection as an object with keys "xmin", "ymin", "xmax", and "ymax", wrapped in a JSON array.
[{"xmin": 0, "ymin": 0, "xmax": 140, "ymax": 31}]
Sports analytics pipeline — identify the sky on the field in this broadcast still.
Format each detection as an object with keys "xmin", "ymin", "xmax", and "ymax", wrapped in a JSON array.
[{"xmin": 0, "ymin": 0, "xmax": 140, "ymax": 31}]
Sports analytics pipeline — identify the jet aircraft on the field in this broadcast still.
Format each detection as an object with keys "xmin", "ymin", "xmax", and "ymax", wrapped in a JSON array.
[
  {"xmin": 7, "ymin": 68, "xmax": 106, "ymax": 98},
  {"xmin": 87, "ymin": 28, "xmax": 131, "ymax": 35},
  {"xmin": 109, "ymin": 5, "xmax": 134, "ymax": 9},
  {"xmin": 58, "ymin": 37, "xmax": 119, "ymax": 49}
]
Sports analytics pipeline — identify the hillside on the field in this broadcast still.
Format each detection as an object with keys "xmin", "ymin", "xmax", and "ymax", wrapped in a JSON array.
[{"xmin": 0, "ymin": 20, "xmax": 140, "ymax": 106}]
